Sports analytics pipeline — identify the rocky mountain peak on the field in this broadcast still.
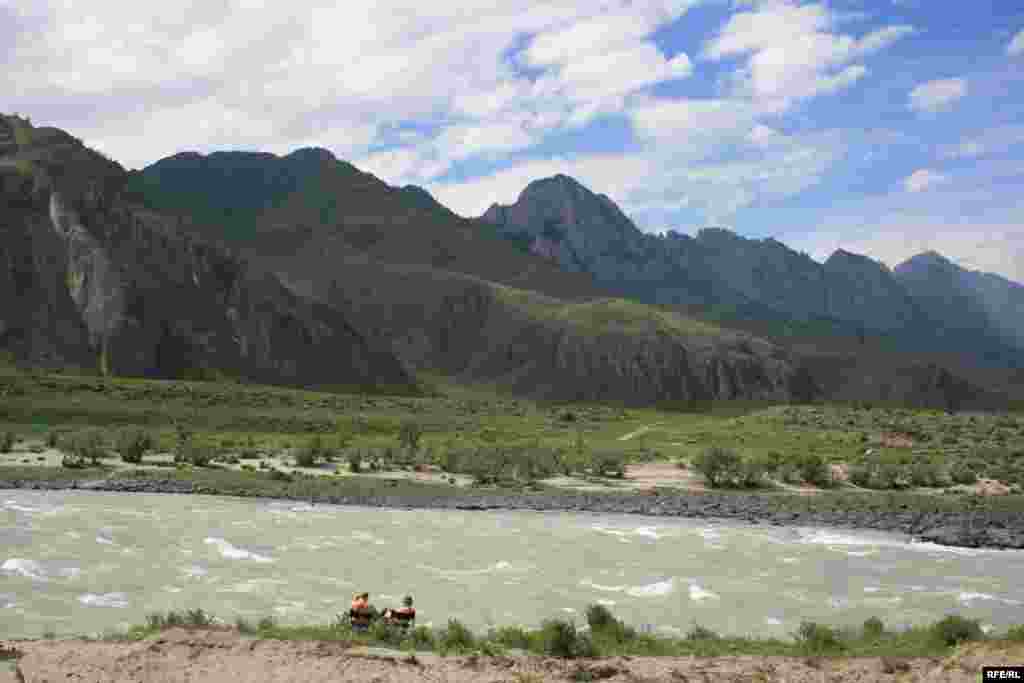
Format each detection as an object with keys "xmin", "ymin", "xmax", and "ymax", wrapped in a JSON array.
[
  {"xmin": 284, "ymin": 147, "xmax": 336, "ymax": 163},
  {"xmin": 895, "ymin": 250, "xmax": 955, "ymax": 274}
]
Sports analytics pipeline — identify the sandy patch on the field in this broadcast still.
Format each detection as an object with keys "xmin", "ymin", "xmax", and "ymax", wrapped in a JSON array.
[{"xmin": 2, "ymin": 629, "xmax": 1018, "ymax": 682}]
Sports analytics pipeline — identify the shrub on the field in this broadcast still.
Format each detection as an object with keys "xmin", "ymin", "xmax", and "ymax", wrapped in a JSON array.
[
  {"xmin": 399, "ymin": 420, "xmax": 423, "ymax": 453},
  {"xmin": 294, "ymin": 439, "xmax": 321, "ymax": 468},
  {"xmin": 693, "ymin": 447, "xmax": 743, "ymax": 488},
  {"xmin": 175, "ymin": 440, "xmax": 213, "ymax": 467},
  {"xmin": 257, "ymin": 616, "xmax": 277, "ymax": 631},
  {"xmin": 347, "ymin": 450, "xmax": 362, "ymax": 473},
  {"xmin": 369, "ymin": 619, "xmax": 404, "ymax": 647},
  {"xmin": 536, "ymin": 619, "xmax": 594, "ymax": 658},
  {"xmin": 1, "ymin": 431, "xmax": 16, "ymax": 453},
  {"xmin": 931, "ymin": 615, "xmax": 983, "ymax": 646},
  {"xmin": 235, "ymin": 617, "xmax": 256, "ymax": 634},
  {"xmin": 797, "ymin": 453, "xmax": 831, "ymax": 487},
  {"xmin": 438, "ymin": 618, "xmax": 475, "ymax": 654},
  {"xmin": 65, "ymin": 429, "xmax": 107, "ymax": 466},
  {"xmin": 115, "ymin": 428, "xmax": 153, "ymax": 464},
  {"xmin": 585, "ymin": 604, "xmax": 616, "ymax": 631},
  {"xmin": 439, "ymin": 448, "xmax": 461, "ymax": 474},
  {"xmin": 686, "ymin": 623, "xmax": 721, "ymax": 641},
  {"xmin": 863, "ymin": 616, "xmax": 885, "ymax": 639},
  {"xmin": 493, "ymin": 625, "xmax": 531, "ymax": 650},
  {"xmin": 409, "ymin": 624, "xmax": 436, "ymax": 650},
  {"xmin": 185, "ymin": 608, "xmax": 214, "ymax": 627},
  {"xmin": 592, "ymin": 451, "xmax": 626, "ymax": 478},
  {"xmin": 950, "ymin": 462, "xmax": 978, "ymax": 485},
  {"xmin": 795, "ymin": 621, "xmax": 842, "ymax": 653},
  {"xmin": 738, "ymin": 455, "xmax": 772, "ymax": 488},
  {"xmin": 909, "ymin": 463, "xmax": 951, "ymax": 488},
  {"xmin": 1005, "ymin": 625, "xmax": 1024, "ymax": 642},
  {"xmin": 268, "ymin": 468, "xmax": 293, "ymax": 482}
]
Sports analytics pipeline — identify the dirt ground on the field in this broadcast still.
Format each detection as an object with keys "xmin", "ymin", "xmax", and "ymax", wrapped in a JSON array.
[{"xmin": 2, "ymin": 629, "xmax": 1022, "ymax": 683}]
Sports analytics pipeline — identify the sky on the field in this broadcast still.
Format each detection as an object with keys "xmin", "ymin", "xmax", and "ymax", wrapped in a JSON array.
[{"xmin": 4, "ymin": 0, "xmax": 1024, "ymax": 282}]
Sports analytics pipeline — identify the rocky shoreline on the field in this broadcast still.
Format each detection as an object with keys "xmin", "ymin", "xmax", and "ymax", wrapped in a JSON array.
[{"xmin": 2, "ymin": 476, "xmax": 1022, "ymax": 550}]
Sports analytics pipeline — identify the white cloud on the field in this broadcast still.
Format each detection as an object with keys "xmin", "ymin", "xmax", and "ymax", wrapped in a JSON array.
[
  {"xmin": 4, "ymin": 0, "xmax": 708, "ymax": 169},
  {"xmin": 1008, "ymin": 28, "xmax": 1024, "ymax": 56},
  {"xmin": 938, "ymin": 125, "xmax": 1024, "ymax": 160},
  {"xmin": 701, "ymin": 0, "xmax": 913, "ymax": 105},
  {"xmin": 789, "ymin": 224, "xmax": 1024, "ymax": 284},
  {"xmin": 908, "ymin": 77, "xmax": 967, "ymax": 113},
  {"xmin": 903, "ymin": 169, "xmax": 947, "ymax": 193}
]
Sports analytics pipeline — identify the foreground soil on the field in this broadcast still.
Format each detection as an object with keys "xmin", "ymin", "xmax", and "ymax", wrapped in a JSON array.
[{"xmin": 3, "ymin": 628, "xmax": 1022, "ymax": 683}]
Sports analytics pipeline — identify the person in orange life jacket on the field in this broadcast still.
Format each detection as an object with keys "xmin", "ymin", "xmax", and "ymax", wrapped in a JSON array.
[
  {"xmin": 383, "ymin": 595, "xmax": 415, "ymax": 628},
  {"xmin": 349, "ymin": 592, "xmax": 374, "ymax": 631}
]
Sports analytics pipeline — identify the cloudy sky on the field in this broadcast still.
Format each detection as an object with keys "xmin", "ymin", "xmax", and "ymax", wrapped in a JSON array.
[{"xmin": 5, "ymin": 0, "xmax": 1024, "ymax": 281}]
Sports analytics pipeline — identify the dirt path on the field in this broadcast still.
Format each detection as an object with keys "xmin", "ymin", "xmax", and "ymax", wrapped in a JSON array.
[{"xmin": 2, "ymin": 629, "xmax": 1021, "ymax": 683}]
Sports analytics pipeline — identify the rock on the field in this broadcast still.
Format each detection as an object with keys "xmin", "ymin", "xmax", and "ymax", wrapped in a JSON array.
[{"xmin": 0, "ymin": 115, "xmax": 415, "ymax": 392}]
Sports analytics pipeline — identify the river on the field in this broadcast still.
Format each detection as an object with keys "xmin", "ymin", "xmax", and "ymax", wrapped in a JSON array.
[{"xmin": 2, "ymin": 490, "xmax": 1022, "ymax": 640}]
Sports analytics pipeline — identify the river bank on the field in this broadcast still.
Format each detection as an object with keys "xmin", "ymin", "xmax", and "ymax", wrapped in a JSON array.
[
  {"xmin": 2, "ymin": 626, "xmax": 1022, "ymax": 683},
  {"xmin": 3, "ymin": 467, "xmax": 1023, "ymax": 549}
]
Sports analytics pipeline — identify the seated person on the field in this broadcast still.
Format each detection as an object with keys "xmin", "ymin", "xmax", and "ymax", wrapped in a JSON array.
[
  {"xmin": 349, "ymin": 592, "xmax": 375, "ymax": 631},
  {"xmin": 382, "ymin": 595, "xmax": 416, "ymax": 629}
]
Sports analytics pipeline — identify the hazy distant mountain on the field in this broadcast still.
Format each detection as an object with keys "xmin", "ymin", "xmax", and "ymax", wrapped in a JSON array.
[
  {"xmin": 894, "ymin": 251, "xmax": 1024, "ymax": 351},
  {"xmin": 481, "ymin": 175, "xmax": 1023, "ymax": 367}
]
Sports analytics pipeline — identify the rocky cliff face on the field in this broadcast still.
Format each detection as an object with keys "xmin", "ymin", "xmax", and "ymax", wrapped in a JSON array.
[
  {"xmin": 285, "ymin": 258, "xmax": 815, "ymax": 406},
  {"xmin": 0, "ymin": 114, "xmax": 415, "ymax": 392}
]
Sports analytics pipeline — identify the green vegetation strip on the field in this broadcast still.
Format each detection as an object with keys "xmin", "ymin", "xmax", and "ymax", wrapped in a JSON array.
[{"xmin": 61, "ymin": 606, "xmax": 1024, "ymax": 660}]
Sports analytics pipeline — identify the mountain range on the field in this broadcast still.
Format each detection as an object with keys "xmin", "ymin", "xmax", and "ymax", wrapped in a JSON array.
[{"xmin": 2, "ymin": 113, "xmax": 1021, "ymax": 409}]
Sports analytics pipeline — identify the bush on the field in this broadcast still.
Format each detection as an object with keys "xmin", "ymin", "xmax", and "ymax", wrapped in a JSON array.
[
  {"xmin": 592, "ymin": 451, "xmax": 626, "ymax": 478},
  {"xmin": 369, "ymin": 619, "xmax": 404, "ymax": 647},
  {"xmin": 686, "ymin": 623, "xmax": 721, "ymax": 641},
  {"xmin": 738, "ymin": 455, "xmax": 772, "ymax": 488},
  {"xmin": 863, "ymin": 616, "xmax": 885, "ymax": 639},
  {"xmin": 492, "ymin": 625, "xmax": 531, "ymax": 650},
  {"xmin": 797, "ymin": 453, "xmax": 832, "ymax": 487},
  {"xmin": 931, "ymin": 615, "xmax": 983, "ymax": 646},
  {"xmin": 909, "ymin": 463, "xmax": 951, "ymax": 488},
  {"xmin": 585, "ymin": 604, "xmax": 616, "ymax": 631},
  {"xmin": 439, "ymin": 618, "xmax": 476, "ymax": 654},
  {"xmin": 235, "ymin": 617, "xmax": 256, "ymax": 634},
  {"xmin": 399, "ymin": 420, "xmax": 423, "ymax": 453},
  {"xmin": 1005, "ymin": 625, "xmax": 1024, "ymax": 642},
  {"xmin": 268, "ymin": 468, "xmax": 293, "ymax": 482},
  {"xmin": 115, "ymin": 428, "xmax": 153, "ymax": 464},
  {"xmin": 439, "ymin": 448, "xmax": 461, "ymax": 474},
  {"xmin": 1, "ymin": 431, "xmax": 16, "ymax": 453},
  {"xmin": 347, "ymin": 450, "xmax": 362, "ymax": 473},
  {"xmin": 65, "ymin": 429, "xmax": 107, "ymax": 466},
  {"xmin": 294, "ymin": 440, "xmax": 321, "ymax": 468},
  {"xmin": 175, "ymin": 439, "xmax": 213, "ymax": 467},
  {"xmin": 693, "ymin": 447, "xmax": 743, "ymax": 488},
  {"xmin": 795, "ymin": 621, "xmax": 843, "ymax": 653},
  {"xmin": 409, "ymin": 625, "xmax": 436, "ymax": 650},
  {"xmin": 536, "ymin": 619, "xmax": 594, "ymax": 658},
  {"xmin": 950, "ymin": 462, "xmax": 978, "ymax": 486}
]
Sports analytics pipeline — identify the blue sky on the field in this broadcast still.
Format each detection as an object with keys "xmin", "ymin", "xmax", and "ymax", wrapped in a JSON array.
[{"xmin": 4, "ymin": 0, "xmax": 1024, "ymax": 281}]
